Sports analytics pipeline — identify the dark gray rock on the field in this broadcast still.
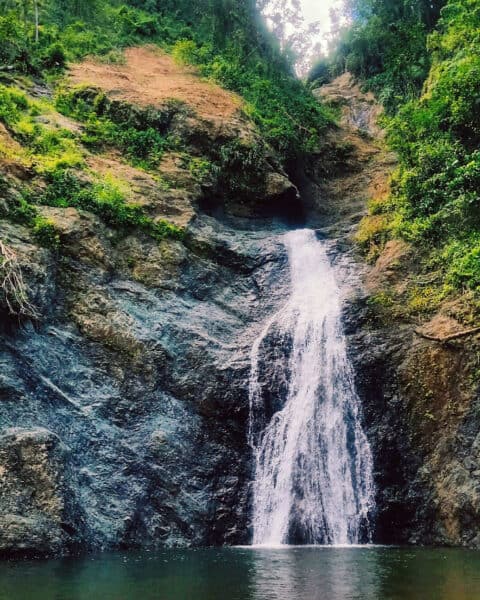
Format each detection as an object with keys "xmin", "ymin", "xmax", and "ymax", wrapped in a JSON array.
[
  {"xmin": 0, "ymin": 212, "xmax": 289, "ymax": 556},
  {"xmin": 344, "ymin": 292, "xmax": 480, "ymax": 548},
  {"xmin": 0, "ymin": 427, "xmax": 84, "ymax": 557}
]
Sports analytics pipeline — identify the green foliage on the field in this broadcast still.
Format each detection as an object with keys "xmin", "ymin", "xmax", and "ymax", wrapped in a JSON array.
[
  {"xmin": 184, "ymin": 156, "xmax": 217, "ymax": 186},
  {"xmin": 33, "ymin": 216, "xmax": 61, "ymax": 248},
  {"xmin": 1, "ymin": 189, "xmax": 59, "ymax": 249},
  {"xmin": 1, "ymin": 0, "xmax": 332, "ymax": 166},
  {"xmin": 356, "ymin": 0, "xmax": 480, "ymax": 294},
  {"xmin": 171, "ymin": 37, "xmax": 330, "ymax": 161},
  {"xmin": 8, "ymin": 195, "xmax": 37, "ymax": 226},
  {"xmin": 0, "ymin": 2, "xmax": 167, "ymax": 73},
  {"xmin": 41, "ymin": 42, "xmax": 67, "ymax": 70},
  {"xmin": 326, "ymin": 1, "xmax": 446, "ymax": 112},
  {"xmin": 172, "ymin": 39, "xmax": 200, "ymax": 65},
  {"xmin": 116, "ymin": 127, "xmax": 169, "ymax": 166},
  {"xmin": 443, "ymin": 235, "xmax": 480, "ymax": 291},
  {"xmin": 0, "ymin": 84, "xmax": 84, "ymax": 173},
  {"xmin": 0, "ymin": 11, "xmax": 32, "ymax": 71},
  {"xmin": 307, "ymin": 58, "xmax": 332, "ymax": 87},
  {"xmin": 355, "ymin": 213, "xmax": 392, "ymax": 261},
  {"xmin": 38, "ymin": 169, "xmax": 184, "ymax": 241},
  {"xmin": 0, "ymin": 85, "xmax": 29, "ymax": 127},
  {"xmin": 387, "ymin": 1, "xmax": 480, "ymax": 234},
  {"xmin": 56, "ymin": 86, "xmax": 185, "ymax": 168},
  {"xmin": 30, "ymin": 127, "xmax": 84, "ymax": 172}
]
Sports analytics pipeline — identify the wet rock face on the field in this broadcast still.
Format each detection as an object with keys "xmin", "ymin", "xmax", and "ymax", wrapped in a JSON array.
[
  {"xmin": 0, "ymin": 210, "xmax": 288, "ymax": 556},
  {"xmin": 343, "ymin": 304, "xmax": 426, "ymax": 545},
  {"xmin": 344, "ymin": 296, "xmax": 480, "ymax": 548},
  {"xmin": 0, "ymin": 428, "xmax": 84, "ymax": 557},
  {"xmin": 0, "ymin": 51, "xmax": 300, "ymax": 556}
]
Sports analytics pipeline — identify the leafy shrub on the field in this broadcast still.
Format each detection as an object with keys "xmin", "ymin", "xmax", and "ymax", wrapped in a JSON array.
[
  {"xmin": 0, "ymin": 12, "xmax": 33, "ymax": 72},
  {"xmin": 355, "ymin": 214, "xmax": 391, "ymax": 260},
  {"xmin": 41, "ymin": 43, "xmax": 67, "ymax": 69},
  {"xmin": 0, "ymin": 86, "xmax": 29, "ymax": 127},
  {"xmin": 33, "ymin": 216, "xmax": 61, "ymax": 248},
  {"xmin": 38, "ymin": 169, "xmax": 184, "ymax": 241},
  {"xmin": 186, "ymin": 156, "xmax": 217, "ymax": 185},
  {"xmin": 116, "ymin": 127, "xmax": 168, "ymax": 166},
  {"xmin": 56, "ymin": 86, "xmax": 182, "ymax": 168},
  {"xmin": 326, "ymin": 2, "xmax": 445, "ymax": 112},
  {"xmin": 172, "ymin": 39, "xmax": 200, "ymax": 65},
  {"xmin": 443, "ymin": 236, "xmax": 480, "ymax": 291},
  {"xmin": 7, "ymin": 196, "xmax": 37, "ymax": 226},
  {"xmin": 356, "ymin": 1, "xmax": 480, "ymax": 293}
]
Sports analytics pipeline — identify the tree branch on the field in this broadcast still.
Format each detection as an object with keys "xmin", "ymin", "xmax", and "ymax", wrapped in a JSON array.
[{"xmin": 414, "ymin": 326, "xmax": 480, "ymax": 343}]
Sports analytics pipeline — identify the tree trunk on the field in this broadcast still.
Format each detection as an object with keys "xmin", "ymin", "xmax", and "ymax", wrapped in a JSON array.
[{"xmin": 34, "ymin": 0, "xmax": 39, "ymax": 44}]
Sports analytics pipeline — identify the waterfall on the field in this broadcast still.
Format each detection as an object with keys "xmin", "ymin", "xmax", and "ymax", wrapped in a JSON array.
[{"xmin": 249, "ymin": 229, "xmax": 375, "ymax": 546}]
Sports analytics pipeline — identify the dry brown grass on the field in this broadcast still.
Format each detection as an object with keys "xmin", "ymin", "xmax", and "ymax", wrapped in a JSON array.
[{"xmin": 69, "ymin": 46, "xmax": 242, "ymax": 126}]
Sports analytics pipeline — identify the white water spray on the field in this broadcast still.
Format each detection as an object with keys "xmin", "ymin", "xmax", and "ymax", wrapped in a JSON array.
[{"xmin": 249, "ymin": 229, "xmax": 374, "ymax": 546}]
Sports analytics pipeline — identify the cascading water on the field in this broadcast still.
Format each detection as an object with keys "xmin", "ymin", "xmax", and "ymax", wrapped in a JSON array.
[{"xmin": 249, "ymin": 229, "xmax": 375, "ymax": 546}]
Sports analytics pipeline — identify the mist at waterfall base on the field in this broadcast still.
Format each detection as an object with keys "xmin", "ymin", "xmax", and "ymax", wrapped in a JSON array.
[
  {"xmin": 249, "ymin": 229, "xmax": 374, "ymax": 546},
  {"xmin": 1, "ymin": 547, "xmax": 480, "ymax": 600}
]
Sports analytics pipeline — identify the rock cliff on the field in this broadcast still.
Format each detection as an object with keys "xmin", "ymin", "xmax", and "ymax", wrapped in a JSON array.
[
  {"xmin": 0, "ymin": 48, "xmax": 295, "ymax": 556},
  {"xmin": 2, "ymin": 52, "xmax": 480, "ymax": 558}
]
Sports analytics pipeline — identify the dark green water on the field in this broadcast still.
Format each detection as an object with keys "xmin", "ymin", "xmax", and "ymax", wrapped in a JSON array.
[{"xmin": 1, "ymin": 546, "xmax": 479, "ymax": 600}]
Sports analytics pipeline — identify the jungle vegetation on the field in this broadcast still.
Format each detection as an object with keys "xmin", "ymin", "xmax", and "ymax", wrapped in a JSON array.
[
  {"xmin": 317, "ymin": 0, "xmax": 480, "ymax": 306},
  {"xmin": 0, "ymin": 0, "xmax": 332, "ymax": 163}
]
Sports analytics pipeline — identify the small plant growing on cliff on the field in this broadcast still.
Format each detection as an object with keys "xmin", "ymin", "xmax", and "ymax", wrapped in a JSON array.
[
  {"xmin": 33, "ymin": 216, "xmax": 60, "ymax": 249},
  {"xmin": 38, "ymin": 168, "xmax": 184, "ymax": 242},
  {"xmin": 0, "ymin": 86, "xmax": 29, "ymax": 127},
  {"xmin": 216, "ymin": 140, "xmax": 267, "ymax": 199},
  {"xmin": 0, "ymin": 240, "xmax": 38, "ymax": 319},
  {"xmin": 55, "ymin": 86, "xmax": 185, "ymax": 169},
  {"xmin": 172, "ymin": 39, "xmax": 201, "ymax": 65},
  {"xmin": 184, "ymin": 156, "xmax": 217, "ymax": 186},
  {"xmin": 355, "ymin": 214, "xmax": 391, "ymax": 262}
]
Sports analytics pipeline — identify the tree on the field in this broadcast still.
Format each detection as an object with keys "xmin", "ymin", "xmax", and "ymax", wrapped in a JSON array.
[{"xmin": 258, "ymin": 0, "xmax": 323, "ymax": 75}]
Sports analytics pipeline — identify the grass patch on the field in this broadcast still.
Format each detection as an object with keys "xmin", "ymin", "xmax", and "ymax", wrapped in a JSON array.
[
  {"xmin": 0, "ymin": 84, "xmax": 84, "ymax": 174},
  {"xmin": 32, "ymin": 216, "xmax": 61, "ymax": 249},
  {"xmin": 55, "ymin": 86, "xmax": 186, "ymax": 169},
  {"xmin": 37, "ymin": 169, "xmax": 184, "ymax": 241}
]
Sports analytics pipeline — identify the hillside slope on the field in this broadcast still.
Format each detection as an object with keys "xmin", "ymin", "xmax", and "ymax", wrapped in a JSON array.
[{"xmin": 309, "ymin": 0, "xmax": 480, "ymax": 547}]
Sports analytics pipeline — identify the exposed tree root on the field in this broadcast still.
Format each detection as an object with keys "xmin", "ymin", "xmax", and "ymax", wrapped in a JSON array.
[
  {"xmin": 0, "ymin": 240, "xmax": 39, "ymax": 320},
  {"xmin": 414, "ymin": 326, "xmax": 480, "ymax": 343}
]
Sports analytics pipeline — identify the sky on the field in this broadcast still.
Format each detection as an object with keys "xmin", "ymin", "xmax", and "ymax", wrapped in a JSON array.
[
  {"xmin": 300, "ymin": 0, "xmax": 344, "ymax": 51},
  {"xmin": 261, "ymin": 0, "xmax": 346, "ymax": 72}
]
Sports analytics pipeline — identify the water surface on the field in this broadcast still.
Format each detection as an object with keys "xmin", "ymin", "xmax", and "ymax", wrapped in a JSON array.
[{"xmin": 1, "ymin": 546, "xmax": 479, "ymax": 600}]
